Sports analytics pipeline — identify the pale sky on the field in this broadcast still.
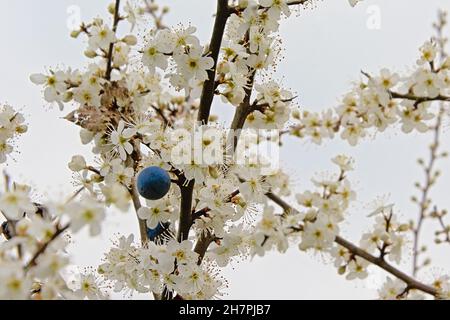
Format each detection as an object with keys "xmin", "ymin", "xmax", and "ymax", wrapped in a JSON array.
[{"xmin": 1, "ymin": 0, "xmax": 450, "ymax": 299}]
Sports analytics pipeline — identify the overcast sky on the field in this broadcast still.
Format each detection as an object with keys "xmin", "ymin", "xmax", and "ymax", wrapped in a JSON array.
[{"xmin": 1, "ymin": 0, "xmax": 450, "ymax": 299}]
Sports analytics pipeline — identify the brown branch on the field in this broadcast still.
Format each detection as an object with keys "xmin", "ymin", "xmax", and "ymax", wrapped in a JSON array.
[
  {"xmin": 144, "ymin": 0, "xmax": 168, "ymax": 30},
  {"xmin": 197, "ymin": 0, "xmax": 230, "ymax": 124},
  {"xmin": 25, "ymin": 224, "xmax": 70, "ymax": 271},
  {"xmin": 334, "ymin": 236, "xmax": 437, "ymax": 296},
  {"xmin": 286, "ymin": 0, "xmax": 310, "ymax": 5},
  {"xmin": 178, "ymin": 179, "xmax": 195, "ymax": 242},
  {"xmin": 390, "ymin": 91, "xmax": 450, "ymax": 105},
  {"xmin": 105, "ymin": 0, "xmax": 121, "ymax": 80}
]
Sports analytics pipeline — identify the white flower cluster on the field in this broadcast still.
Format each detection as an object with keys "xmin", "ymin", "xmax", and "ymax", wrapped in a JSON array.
[
  {"xmin": 330, "ymin": 205, "xmax": 409, "ymax": 282},
  {"xmin": 289, "ymin": 41, "xmax": 450, "ymax": 145},
  {"xmin": 0, "ymin": 105, "xmax": 27, "ymax": 163},
  {"xmin": 0, "ymin": 184, "xmax": 108, "ymax": 299},
  {"xmin": 207, "ymin": 155, "xmax": 355, "ymax": 264}
]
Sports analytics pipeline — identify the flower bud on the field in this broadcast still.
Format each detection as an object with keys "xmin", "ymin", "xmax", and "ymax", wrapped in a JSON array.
[
  {"xmin": 84, "ymin": 50, "xmax": 97, "ymax": 59},
  {"xmin": 108, "ymin": 3, "xmax": 116, "ymax": 14},
  {"xmin": 122, "ymin": 35, "xmax": 137, "ymax": 46},
  {"xmin": 338, "ymin": 265, "xmax": 346, "ymax": 275},
  {"xmin": 63, "ymin": 91, "xmax": 73, "ymax": 103},
  {"xmin": 16, "ymin": 125, "xmax": 28, "ymax": 134},
  {"xmin": 70, "ymin": 29, "xmax": 81, "ymax": 38}
]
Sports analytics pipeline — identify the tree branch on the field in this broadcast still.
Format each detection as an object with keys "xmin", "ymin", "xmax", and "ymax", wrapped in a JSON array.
[
  {"xmin": 390, "ymin": 91, "xmax": 450, "ymax": 105},
  {"xmin": 178, "ymin": 179, "xmax": 195, "ymax": 242},
  {"xmin": 144, "ymin": 0, "xmax": 168, "ymax": 30},
  {"xmin": 228, "ymin": 70, "xmax": 256, "ymax": 150},
  {"xmin": 231, "ymin": 0, "xmax": 310, "ymax": 12},
  {"xmin": 105, "ymin": 0, "xmax": 121, "ymax": 80},
  {"xmin": 197, "ymin": 0, "xmax": 230, "ymax": 124},
  {"xmin": 194, "ymin": 231, "xmax": 216, "ymax": 264}
]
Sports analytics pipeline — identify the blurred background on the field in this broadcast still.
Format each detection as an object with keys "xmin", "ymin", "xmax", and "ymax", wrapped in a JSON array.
[{"xmin": 1, "ymin": 0, "xmax": 450, "ymax": 299}]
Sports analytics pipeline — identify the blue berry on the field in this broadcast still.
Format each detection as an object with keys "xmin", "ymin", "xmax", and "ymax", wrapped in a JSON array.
[{"xmin": 137, "ymin": 166, "xmax": 171, "ymax": 200}]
